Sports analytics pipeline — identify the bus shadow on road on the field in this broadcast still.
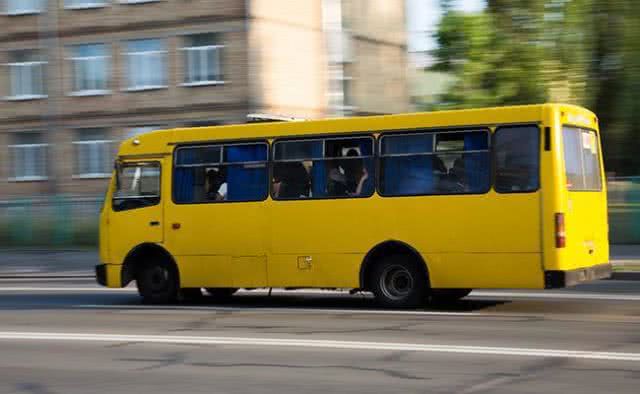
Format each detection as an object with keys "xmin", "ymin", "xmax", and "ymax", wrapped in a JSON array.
[{"xmin": 173, "ymin": 292, "xmax": 510, "ymax": 313}]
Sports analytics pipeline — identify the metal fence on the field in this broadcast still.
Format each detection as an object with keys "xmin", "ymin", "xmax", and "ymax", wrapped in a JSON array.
[
  {"xmin": 0, "ymin": 196, "xmax": 102, "ymax": 248},
  {"xmin": 1, "ymin": 178, "xmax": 640, "ymax": 247}
]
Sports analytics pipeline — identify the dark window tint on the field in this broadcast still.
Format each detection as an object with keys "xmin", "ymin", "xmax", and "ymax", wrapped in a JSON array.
[
  {"xmin": 562, "ymin": 127, "xmax": 601, "ymax": 191},
  {"xmin": 272, "ymin": 137, "xmax": 374, "ymax": 200},
  {"xmin": 494, "ymin": 126, "xmax": 540, "ymax": 193},
  {"xmin": 113, "ymin": 162, "xmax": 161, "ymax": 211},
  {"xmin": 173, "ymin": 143, "xmax": 268, "ymax": 203},
  {"xmin": 380, "ymin": 130, "xmax": 490, "ymax": 196}
]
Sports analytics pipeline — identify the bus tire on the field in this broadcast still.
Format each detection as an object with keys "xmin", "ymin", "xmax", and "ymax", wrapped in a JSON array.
[
  {"xmin": 431, "ymin": 288, "xmax": 472, "ymax": 304},
  {"xmin": 136, "ymin": 259, "xmax": 179, "ymax": 305},
  {"xmin": 205, "ymin": 288, "xmax": 238, "ymax": 300},
  {"xmin": 370, "ymin": 255, "xmax": 427, "ymax": 308}
]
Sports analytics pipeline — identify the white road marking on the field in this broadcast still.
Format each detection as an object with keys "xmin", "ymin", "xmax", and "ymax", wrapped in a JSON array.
[
  {"xmin": 0, "ymin": 286, "xmax": 638, "ymax": 302},
  {"xmin": 471, "ymin": 291, "xmax": 640, "ymax": 302},
  {"xmin": 75, "ymin": 304, "xmax": 482, "ymax": 316},
  {"xmin": 0, "ymin": 287, "xmax": 135, "ymax": 292},
  {"xmin": 0, "ymin": 331, "xmax": 638, "ymax": 362}
]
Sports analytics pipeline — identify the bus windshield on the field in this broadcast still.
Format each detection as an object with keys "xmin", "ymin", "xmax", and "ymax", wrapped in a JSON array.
[
  {"xmin": 562, "ymin": 126, "xmax": 602, "ymax": 191},
  {"xmin": 112, "ymin": 162, "xmax": 161, "ymax": 211}
]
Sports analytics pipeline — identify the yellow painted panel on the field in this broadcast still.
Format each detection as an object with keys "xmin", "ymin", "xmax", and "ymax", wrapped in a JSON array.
[
  {"xmin": 105, "ymin": 264, "xmax": 122, "ymax": 288},
  {"xmin": 232, "ymin": 256, "xmax": 268, "ymax": 288},
  {"xmin": 177, "ymin": 255, "xmax": 233, "ymax": 288},
  {"xmin": 427, "ymin": 253, "xmax": 544, "ymax": 289}
]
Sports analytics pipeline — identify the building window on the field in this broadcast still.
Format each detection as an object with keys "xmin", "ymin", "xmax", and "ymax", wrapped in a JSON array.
[
  {"xmin": 379, "ymin": 130, "xmax": 491, "ymax": 196},
  {"xmin": 125, "ymin": 39, "xmax": 166, "ymax": 91},
  {"xmin": 272, "ymin": 136, "xmax": 374, "ymax": 200},
  {"xmin": 181, "ymin": 33, "xmax": 223, "ymax": 86},
  {"xmin": 173, "ymin": 143, "xmax": 269, "ymax": 203},
  {"xmin": 6, "ymin": 50, "xmax": 46, "ymax": 100},
  {"xmin": 70, "ymin": 44, "xmax": 109, "ymax": 95},
  {"xmin": 4, "ymin": 0, "xmax": 43, "ymax": 15},
  {"xmin": 8, "ymin": 133, "xmax": 48, "ymax": 181},
  {"xmin": 64, "ymin": 0, "xmax": 107, "ymax": 9},
  {"xmin": 73, "ymin": 128, "xmax": 113, "ymax": 178}
]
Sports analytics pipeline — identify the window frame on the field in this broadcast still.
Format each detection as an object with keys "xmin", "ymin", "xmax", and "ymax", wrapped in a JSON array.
[
  {"xmin": 8, "ymin": 140, "xmax": 48, "ymax": 182},
  {"xmin": 271, "ymin": 134, "xmax": 376, "ymax": 201},
  {"xmin": 4, "ymin": 50, "xmax": 47, "ymax": 100},
  {"xmin": 561, "ymin": 124, "xmax": 602, "ymax": 193},
  {"xmin": 124, "ymin": 38, "xmax": 167, "ymax": 92},
  {"xmin": 492, "ymin": 124, "xmax": 542, "ymax": 195},
  {"xmin": 112, "ymin": 160, "xmax": 161, "ymax": 212},
  {"xmin": 72, "ymin": 131, "xmax": 114, "ymax": 179},
  {"xmin": 64, "ymin": 0, "xmax": 108, "ymax": 10},
  {"xmin": 68, "ymin": 43, "xmax": 111, "ymax": 96},
  {"xmin": 180, "ymin": 35, "xmax": 225, "ymax": 87},
  {"xmin": 172, "ymin": 140, "xmax": 270, "ymax": 205},
  {"xmin": 377, "ymin": 127, "xmax": 492, "ymax": 198},
  {"xmin": 4, "ymin": 0, "xmax": 43, "ymax": 16}
]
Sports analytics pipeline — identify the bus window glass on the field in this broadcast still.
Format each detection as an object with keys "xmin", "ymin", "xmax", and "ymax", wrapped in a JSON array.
[
  {"xmin": 380, "ymin": 130, "xmax": 490, "ymax": 196},
  {"xmin": 173, "ymin": 143, "xmax": 268, "ymax": 203},
  {"xmin": 272, "ymin": 136, "xmax": 374, "ymax": 200},
  {"xmin": 175, "ymin": 146, "xmax": 221, "ymax": 166},
  {"xmin": 562, "ymin": 127, "xmax": 601, "ymax": 191},
  {"xmin": 494, "ymin": 126, "xmax": 540, "ymax": 193},
  {"xmin": 112, "ymin": 162, "xmax": 160, "ymax": 211}
]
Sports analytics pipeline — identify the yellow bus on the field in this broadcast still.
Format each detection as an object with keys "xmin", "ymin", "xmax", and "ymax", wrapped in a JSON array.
[{"xmin": 96, "ymin": 103, "xmax": 611, "ymax": 307}]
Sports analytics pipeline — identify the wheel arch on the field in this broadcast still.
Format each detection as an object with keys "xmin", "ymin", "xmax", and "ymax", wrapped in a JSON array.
[
  {"xmin": 359, "ymin": 240, "xmax": 430, "ymax": 291},
  {"xmin": 121, "ymin": 243, "xmax": 179, "ymax": 287}
]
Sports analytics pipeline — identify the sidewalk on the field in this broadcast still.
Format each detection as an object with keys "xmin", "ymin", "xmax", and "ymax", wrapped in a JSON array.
[{"xmin": 0, "ymin": 246, "xmax": 639, "ymax": 276}]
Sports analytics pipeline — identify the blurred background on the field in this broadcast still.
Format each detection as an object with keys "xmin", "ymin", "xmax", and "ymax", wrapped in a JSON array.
[{"xmin": 0, "ymin": 0, "xmax": 638, "ymax": 252}]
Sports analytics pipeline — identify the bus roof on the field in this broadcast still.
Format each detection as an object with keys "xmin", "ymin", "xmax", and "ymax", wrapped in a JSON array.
[{"xmin": 117, "ymin": 103, "xmax": 597, "ymax": 157}]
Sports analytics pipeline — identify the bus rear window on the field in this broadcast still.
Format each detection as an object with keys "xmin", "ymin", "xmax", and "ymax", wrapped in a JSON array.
[{"xmin": 562, "ymin": 127, "xmax": 602, "ymax": 191}]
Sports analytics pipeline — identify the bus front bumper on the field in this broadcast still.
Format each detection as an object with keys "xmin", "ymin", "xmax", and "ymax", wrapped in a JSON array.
[
  {"xmin": 95, "ymin": 264, "xmax": 123, "ymax": 288},
  {"xmin": 544, "ymin": 263, "xmax": 612, "ymax": 289}
]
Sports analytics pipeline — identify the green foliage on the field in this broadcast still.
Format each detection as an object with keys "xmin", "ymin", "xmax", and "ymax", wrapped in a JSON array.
[{"xmin": 430, "ymin": 0, "xmax": 640, "ymax": 174}]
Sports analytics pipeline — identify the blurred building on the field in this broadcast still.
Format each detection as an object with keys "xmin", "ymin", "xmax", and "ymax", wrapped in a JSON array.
[{"xmin": 0, "ymin": 0, "xmax": 409, "ymax": 200}]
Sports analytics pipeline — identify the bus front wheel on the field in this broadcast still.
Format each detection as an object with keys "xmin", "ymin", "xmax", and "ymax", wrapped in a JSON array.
[
  {"xmin": 136, "ymin": 260, "xmax": 179, "ymax": 305},
  {"xmin": 370, "ymin": 255, "xmax": 428, "ymax": 308}
]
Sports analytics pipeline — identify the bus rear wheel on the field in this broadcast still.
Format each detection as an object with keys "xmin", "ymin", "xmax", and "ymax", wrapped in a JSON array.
[
  {"xmin": 136, "ymin": 260, "xmax": 178, "ymax": 305},
  {"xmin": 370, "ymin": 255, "xmax": 427, "ymax": 308}
]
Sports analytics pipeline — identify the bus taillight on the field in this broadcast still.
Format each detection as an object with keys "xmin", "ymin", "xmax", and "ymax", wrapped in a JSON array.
[{"xmin": 555, "ymin": 213, "xmax": 566, "ymax": 248}]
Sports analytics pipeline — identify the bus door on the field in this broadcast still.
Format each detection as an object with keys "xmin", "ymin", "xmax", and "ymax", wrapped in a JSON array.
[
  {"xmin": 164, "ymin": 142, "xmax": 270, "ymax": 289},
  {"xmin": 560, "ymin": 126, "xmax": 606, "ymax": 269},
  {"xmin": 109, "ymin": 160, "xmax": 164, "ymax": 266}
]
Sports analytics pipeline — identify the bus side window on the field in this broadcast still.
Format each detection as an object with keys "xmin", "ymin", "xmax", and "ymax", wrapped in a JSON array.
[
  {"xmin": 173, "ymin": 142, "xmax": 268, "ymax": 203},
  {"xmin": 380, "ymin": 130, "xmax": 490, "ymax": 196},
  {"xmin": 272, "ymin": 137, "xmax": 374, "ymax": 200},
  {"xmin": 494, "ymin": 126, "xmax": 540, "ymax": 193}
]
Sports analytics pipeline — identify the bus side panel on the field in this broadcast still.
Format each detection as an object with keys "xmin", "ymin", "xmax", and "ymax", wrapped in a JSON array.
[
  {"xmin": 177, "ymin": 255, "xmax": 233, "ymax": 288},
  {"xmin": 375, "ymin": 191, "xmax": 544, "ymax": 289},
  {"xmin": 426, "ymin": 253, "xmax": 544, "ymax": 289}
]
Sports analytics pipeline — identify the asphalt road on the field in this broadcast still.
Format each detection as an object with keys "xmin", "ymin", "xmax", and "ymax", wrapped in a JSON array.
[{"xmin": 0, "ymin": 278, "xmax": 638, "ymax": 394}]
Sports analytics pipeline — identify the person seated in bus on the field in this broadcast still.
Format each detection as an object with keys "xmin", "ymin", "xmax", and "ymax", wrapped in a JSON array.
[
  {"xmin": 205, "ymin": 168, "xmax": 228, "ymax": 201},
  {"xmin": 343, "ymin": 148, "xmax": 369, "ymax": 196},
  {"xmin": 449, "ymin": 157, "xmax": 466, "ymax": 192},
  {"xmin": 273, "ymin": 161, "xmax": 311, "ymax": 198}
]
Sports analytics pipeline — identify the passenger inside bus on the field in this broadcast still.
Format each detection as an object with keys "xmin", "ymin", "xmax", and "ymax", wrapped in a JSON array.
[
  {"xmin": 273, "ymin": 161, "xmax": 311, "ymax": 198},
  {"xmin": 205, "ymin": 167, "xmax": 228, "ymax": 201}
]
